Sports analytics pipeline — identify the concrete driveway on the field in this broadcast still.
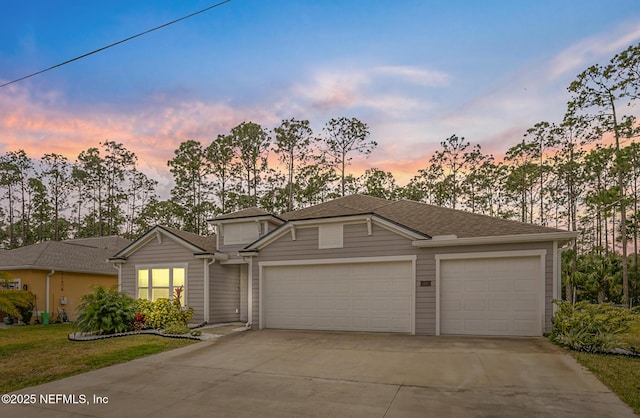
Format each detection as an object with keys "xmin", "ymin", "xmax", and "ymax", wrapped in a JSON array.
[{"xmin": 3, "ymin": 330, "xmax": 637, "ymax": 417}]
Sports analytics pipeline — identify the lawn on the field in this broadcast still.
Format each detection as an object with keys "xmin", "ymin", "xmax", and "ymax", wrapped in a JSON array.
[
  {"xmin": 0, "ymin": 324, "xmax": 196, "ymax": 393},
  {"xmin": 570, "ymin": 316, "xmax": 640, "ymax": 414}
]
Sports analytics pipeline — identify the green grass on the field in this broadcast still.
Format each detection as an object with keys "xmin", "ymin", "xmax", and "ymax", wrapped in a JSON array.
[
  {"xmin": 570, "ymin": 316, "xmax": 640, "ymax": 414},
  {"xmin": 0, "ymin": 324, "xmax": 196, "ymax": 393}
]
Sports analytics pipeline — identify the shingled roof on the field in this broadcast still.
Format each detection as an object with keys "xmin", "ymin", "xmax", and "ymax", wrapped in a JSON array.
[
  {"xmin": 0, "ymin": 236, "xmax": 131, "ymax": 275},
  {"xmin": 211, "ymin": 207, "xmax": 277, "ymax": 221},
  {"xmin": 280, "ymin": 194, "xmax": 565, "ymax": 238},
  {"xmin": 156, "ymin": 226, "xmax": 218, "ymax": 254},
  {"xmin": 109, "ymin": 225, "xmax": 219, "ymax": 260}
]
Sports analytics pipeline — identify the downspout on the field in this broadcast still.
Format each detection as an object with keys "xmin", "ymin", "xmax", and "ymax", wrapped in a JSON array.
[
  {"xmin": 204, "ymin": 258, "xmax": 216, "ymax": 324},
  {"xmin": 113, "ymin": 263, "xmax": 122, "ymax": 292},
  {"xmin": 247, "ymin": 256, "xmax": 253, "ymax": 328},
  {"xmin": 45, "ymin": 270, "xmax": 55, "ymax": 314}
]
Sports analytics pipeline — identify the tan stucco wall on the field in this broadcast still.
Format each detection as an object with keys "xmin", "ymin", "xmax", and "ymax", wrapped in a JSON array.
[{"xmin": 4, "ymin": 269, "xmax": 117, "ymax": 323}]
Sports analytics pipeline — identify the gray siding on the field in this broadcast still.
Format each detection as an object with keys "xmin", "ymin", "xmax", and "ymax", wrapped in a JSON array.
[
  {"xmin": 120, "ymin": 237, "xmax": 206, "ymax": 323},
  {"xmin": 251, "ymin": 222, "xmax": 431, "ymax": 332},
  {"xmin": 216, "ymin": 220, "xmax": 282, "ymax": 255},
  {"xmin": 209, "ymin": 263, "xmax": 241, "ymax": 323},
  {"xmin": 250, "ymin": 221, "xmax": 556, "ymax": 335}
]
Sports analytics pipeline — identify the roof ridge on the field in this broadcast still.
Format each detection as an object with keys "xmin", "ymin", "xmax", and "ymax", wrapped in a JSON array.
[{"xmin": 31, "ymin": 240, "xmax": 52, "ymax": 266}]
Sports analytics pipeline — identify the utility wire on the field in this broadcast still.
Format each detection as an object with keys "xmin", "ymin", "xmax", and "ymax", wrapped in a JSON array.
[{"xmin": 0, "ymin": 0, "xmax": 232, "ymax": 89}]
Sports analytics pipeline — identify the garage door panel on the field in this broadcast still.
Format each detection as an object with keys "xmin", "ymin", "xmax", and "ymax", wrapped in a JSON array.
[
  {"xmin": 263, "ymin": 261, "xmax": 413, "ymax": 333},
  {"xmin": 489, "ymin": 300, "xmax": 509, "ymax": 311},
  {"xmin": 440, "ymin": 256, "xmax": 542, "ymax": 336}
]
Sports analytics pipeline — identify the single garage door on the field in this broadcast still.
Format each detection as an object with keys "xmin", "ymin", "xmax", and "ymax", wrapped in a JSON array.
[
  {"xmin": 440, "ymin": 256, "xmax": 542, "ymax": 336},
  {"xmin": 262, "ymin": 260, "xmax": 414, "ymax": 333}
]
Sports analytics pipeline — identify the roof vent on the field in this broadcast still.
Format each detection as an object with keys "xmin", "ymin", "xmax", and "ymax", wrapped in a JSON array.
[{"xmin": 431, "ymin": 235, "xmax": 457, "ymax": 241}]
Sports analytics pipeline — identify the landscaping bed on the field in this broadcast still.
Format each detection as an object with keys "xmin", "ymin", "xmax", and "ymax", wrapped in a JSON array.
[{"xmin": 552, "ymin": 306, "xmax": 640, "ymax": 414}]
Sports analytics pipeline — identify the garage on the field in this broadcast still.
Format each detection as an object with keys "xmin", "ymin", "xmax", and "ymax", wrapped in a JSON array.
[
  {"xmin": 438, "ymin": 253, "xmax": 544, "ymax": 336},
  {"xmin": 260, "ymin": 258, "xmax": 415, "ymax": 333}
]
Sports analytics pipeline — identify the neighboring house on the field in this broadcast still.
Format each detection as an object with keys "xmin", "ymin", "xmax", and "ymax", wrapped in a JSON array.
[
  {"xmin": 113, "ymin": 195, "xmax": 578, "ymax": 337},
  {"xmin": 0, "ymin": 236, "xmax": 131, "ymax": 322}
]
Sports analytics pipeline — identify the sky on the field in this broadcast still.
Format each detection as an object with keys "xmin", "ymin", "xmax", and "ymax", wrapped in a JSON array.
[{"xmin": 1, "ymin": 0, "xmax": 640, "ymax": 198}]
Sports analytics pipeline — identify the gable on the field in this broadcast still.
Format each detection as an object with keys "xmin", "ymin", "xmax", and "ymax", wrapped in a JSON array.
[{"xmin": 112, "ymin": 226, "xmax": 216, "ymax": 260}]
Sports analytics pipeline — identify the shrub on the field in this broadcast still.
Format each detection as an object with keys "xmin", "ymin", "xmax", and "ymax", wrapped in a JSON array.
[
  {"xmin": 551, "ymin": 300, "xmax": 636, "ymax": 353},
  {"xmin": 162, "ymin": 323, "xmax": 190, "ymax": 335},
  {"xmin": 74, "ymin": 286, "xmax": 137, "ymax": 335},
  {"xmin": 0, "ymin": 289, "xmax": 34, "ymax": 322},
  {"xmin": 135, "ymin": 287, "xmax": 194, "ymax": 330},
  {"xmin": 131, "ymin": 313, "xmax": 146, "ymax": 331},
  {"xmin": 141, "ymin": 299, "xmax": 194, "ymax": 329}
]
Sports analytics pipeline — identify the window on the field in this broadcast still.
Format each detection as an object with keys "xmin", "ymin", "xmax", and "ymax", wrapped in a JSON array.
[
  {"xmin": 223, "ymin": 222, "xmax": 260, "ymax": 245},
  {"xmin": 319, "ymin": 223, "xmax": 343, "ymax": 249},
  {"xmin": 0, "ymin": 278, "xmax": 21, "ymax": 290},
  {"xmin": 137, "ymin": 266, "xmax": 186, "ymax": 304}
]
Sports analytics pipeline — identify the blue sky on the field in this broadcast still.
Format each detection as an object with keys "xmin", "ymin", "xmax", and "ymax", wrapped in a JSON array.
[{"xmin": 1, "ymin": 0, "xmax": 640, "ymax": 194}]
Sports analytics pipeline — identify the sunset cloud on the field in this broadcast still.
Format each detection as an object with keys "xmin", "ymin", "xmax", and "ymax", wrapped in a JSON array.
[
  {"xmin": 2, "ymin": 6, "xmax": 640, "ymax": 201},
  {"xmin": 547, "ymin": 21, "xmax": 640, "ymax": 81}
]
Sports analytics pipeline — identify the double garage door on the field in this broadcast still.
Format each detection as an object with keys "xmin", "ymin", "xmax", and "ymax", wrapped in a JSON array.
[
  {"xmin": 260, "ymin": 254, "xmax": 544, "ymax": 336},
  {"xmin": 261, "ymin": 260, "xmax": 414, "ymax": 333}
]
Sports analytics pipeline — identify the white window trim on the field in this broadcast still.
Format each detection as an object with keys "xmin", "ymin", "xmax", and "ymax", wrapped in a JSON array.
[
  {"xmin": 434, "ymin": 249, "xmax": 547, "ymax": 336},
  {"xmin": 0, "ymin": 278, "xmax": 21, "ymax": 290},
  {"xmin": 135, "ymin": 263, "xmax": 189, "ymax": 305}
]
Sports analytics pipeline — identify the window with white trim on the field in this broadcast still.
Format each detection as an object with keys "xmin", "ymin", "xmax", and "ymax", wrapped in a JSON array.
[
  {"xmin": 0, "ymin": 278, "xmax": 21, "ymax": 290},
  {"xmin": 319, "ymin": 223, "xmax": 343, "ymax": 249},
  {"xmin": 137, "ymin": 266, "xmax": 186, "ymax": 304}
]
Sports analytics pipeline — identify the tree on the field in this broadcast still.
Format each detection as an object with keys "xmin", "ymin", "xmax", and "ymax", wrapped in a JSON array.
[
  {"xmin": 568, "ymin": 55, "xmax": 640, "ymax": 306},
  {"xmin": 504, "ymin": 141, "xmax": 539, "ymax": 223},
  {"xmin": 125, "ymin": 169, "xmax": 158, "ymax": 239},
  {"xmin": 206, "ymin": 134, "xmax": 239, "ymax": 214},
  {"xmin": 582, "ymin": 145, "xmax": 617, "ymax": 253},
  {"xmin": 361, "ymin": 168, "xmax": 398, "ymax": 199},
  {"xmin": 273, "ymin": 118, "xmax": 315, "ymax": 211},
  {"xmin": 41, "ymin": 153, "xmax": 72, "ymax": 241},
  {"xmin": 102, "ymin": 141, "xmax": 137, "ymax": 236},
  {"xmin": 0, "ymin": 153, "xmax": 21, "ymax": 247},
  {"xmin": 321, "ymin": 117, "xmax": 376, "ymax": 197},
  {"xmin": 524, "ymin": 121, "xmax": 557, "ymax": 225},
  {"xmin": 26, "ymin": 177, "xmax": 52, "ymax": 243},
  {"xmin": 461, "ymin": 144, "xmax": 490, "ymax": 213},
  {"xmin": 231, "ymin": 122, "xmax": 271, "ymax": 207},
  {"xmin": 293, "ymin": 163, "xmax": 339, "ymax": 207},
  {"xmin": 0, "ymin": 150, "xmax": 33, "ymax": 246},
  {"xmin": 431, "ymin": 135, "xmax": 471, "ymax": 210},
  {"xmin": 167, "ymin": 140, "xmax": 211, "ymax": 234},
  {"xmin": 75, "ymin": 147, "xmax": 106, "ymax": 237}
]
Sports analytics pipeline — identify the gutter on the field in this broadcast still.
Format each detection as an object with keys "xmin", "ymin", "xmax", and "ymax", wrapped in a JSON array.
[
  {"xmin": 194, "ymin": 252, "xmax": 229, "ymax": 261},
  {"xmin": 412, "ymin": 231, "xmax": 579, "ymax": 248}
]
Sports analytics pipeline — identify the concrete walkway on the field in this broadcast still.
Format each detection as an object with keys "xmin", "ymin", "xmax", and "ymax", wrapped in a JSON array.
[{"xmin": 2, "ymin": 330, "xmax": 637, "ymax": 417}]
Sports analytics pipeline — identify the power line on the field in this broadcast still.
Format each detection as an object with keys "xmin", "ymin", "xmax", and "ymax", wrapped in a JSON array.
[{"xmin": 0, "ymin": 0, "xmax": 232, "ymax": 89}]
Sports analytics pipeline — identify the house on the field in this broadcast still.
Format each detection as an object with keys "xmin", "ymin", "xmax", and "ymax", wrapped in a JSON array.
[
  {"xmin": 0, "ymin": 236, "xmax": 131, "ymax": 322},
  {"xmin": 112, "ymin": 195, "xmax": 578, "ymax": 336}
]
